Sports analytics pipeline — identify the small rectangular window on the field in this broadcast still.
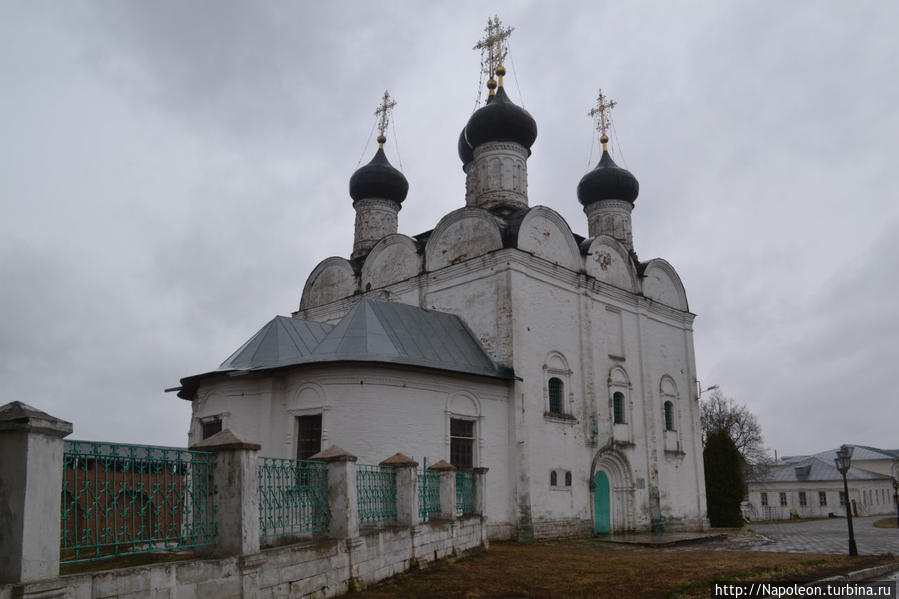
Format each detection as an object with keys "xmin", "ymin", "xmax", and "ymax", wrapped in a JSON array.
[
  {"xmin": 450, "ymin": 419, "xmax": 474, "ymax": 470},
  {"xmin": 296, "ymin": 414, "xmax": 322, "ymax": 461},
  {"xmin": 819, "ymin": 491, "xmax": 827, "ymax": 506},
  {"xmin": 779, "ymin": 492, "xmax": 787, "ymax": 506},
  {"xmin": 548, "ymin": 378, "xmax": 564, "ymax": 414},
  {"xmin": 613, "ymin": 392, "xmax": 626, "ymax": 424},
  {"xmin": 799, "ymin": 491, "xmax": 807, "ymax": 507},
  {"xmin": 761, "ymin": 492, "xmax": 768, "ymax": 506},
  {"xmin": 201, "ymin": 418, "xmax": 222, "ymax": 440},
  {"xmin": 839, "ymin": 492, "xmax": 846, "ymax": 507}
]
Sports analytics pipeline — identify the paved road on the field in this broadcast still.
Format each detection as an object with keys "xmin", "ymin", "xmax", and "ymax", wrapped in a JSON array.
[{"xmin": 747, "ymin": 517, "xmax": 899, "ymax": 555}]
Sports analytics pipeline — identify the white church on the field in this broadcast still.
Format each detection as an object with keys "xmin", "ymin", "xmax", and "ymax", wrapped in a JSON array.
[{"xmin": 177, "ymin": 22, "xmax": 708, "ymax": 540}]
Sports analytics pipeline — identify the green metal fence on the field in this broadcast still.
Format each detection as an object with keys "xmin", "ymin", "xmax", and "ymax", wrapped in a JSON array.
[
  {"xmin": 60, "ymin": 440, "xmax": 216, "ymax": 564},
  {"xmin": 418, "ymin": 468, "xmax": 441, "ymax": 521},
  {"xmin": 455, "ymin": 470, "xmax": 474, "ymax": 516},
  {"xmin": 258, "ymin": 457, "xmax": 329, "ymax": 537},
  {"xmin": 356, "ymin": 464, "xmax": 397, "ymax": 525}
]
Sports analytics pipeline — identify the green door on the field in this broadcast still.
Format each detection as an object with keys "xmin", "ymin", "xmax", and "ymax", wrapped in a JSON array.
[{"xmin": 593, "ymin": 471, "xmax": 610, "ymax": 534}]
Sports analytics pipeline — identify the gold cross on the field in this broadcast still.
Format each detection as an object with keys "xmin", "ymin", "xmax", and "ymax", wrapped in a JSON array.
[
  {"xmin": 588, "ymin": 89, "xmax": 616, "ymax": 150},
  {"xmin": 473, "ymin": 16, "xmax": 514, "ymax": 89},
  {"xmin": 374, "ymin": 90, "xmax": 396, "ymax": 147}
]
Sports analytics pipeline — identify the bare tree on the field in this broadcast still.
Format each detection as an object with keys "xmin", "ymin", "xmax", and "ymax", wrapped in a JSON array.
[{"xmin": 700, "ymin": 390, "xmax": 771, "ymax": 474}]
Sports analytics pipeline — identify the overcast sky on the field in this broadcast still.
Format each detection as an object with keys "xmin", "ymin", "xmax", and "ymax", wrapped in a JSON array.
[{"xmin": 2, "ymin": 2, "xmax": 897, "ymax": 457}]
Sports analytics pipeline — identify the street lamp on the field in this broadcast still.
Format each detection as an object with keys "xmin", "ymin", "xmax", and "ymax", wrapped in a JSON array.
[
  {"xmin": 893, "ymin": 478, "xmax": 899, "ymax": 529},
  {"xmin": 697, "ymin": 383, "xmax": 719, "ymax": 399},
  {"xmin": 834, "ymin": 444, "xmax": 858, "ymax": 556}
]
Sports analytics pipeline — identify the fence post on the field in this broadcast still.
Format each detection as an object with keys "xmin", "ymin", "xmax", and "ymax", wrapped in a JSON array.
[
  {"xmin": 380, "ymin": 453, "xmax": 419, "ymax": 528},
  {"xmin": 0, "ymin": 401, "xmax": 72, "ymax": 584},
  {"xmin": 473, "ymin": 467, "xmax": 489, "ymax": 516},
  {"xmin": 428, "ymin": 459, "xmax": 457, "ymax": 520},
  {"xmin": 310, "ymin": 445, "xmax": 359, "ymax": 539},
  {"xmin": 473, "ymin": 467, "xmax": 489, "ymax": 546},
  {"xmin": 192, "ymin": 429, "xmax": 261, "ymax": 556}
]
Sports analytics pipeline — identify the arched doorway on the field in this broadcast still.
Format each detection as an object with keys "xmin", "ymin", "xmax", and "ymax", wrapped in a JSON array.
[
  {"xmin": 593, "ymin": 471, "xmax": 610, "ymax": 533},
  {"xmin": 591, "ymin": 449, "xmax": 635, "ymax": 534}
]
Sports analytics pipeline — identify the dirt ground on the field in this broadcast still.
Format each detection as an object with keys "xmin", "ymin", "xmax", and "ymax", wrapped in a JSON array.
[{"xmin": 352, "ymin": 537, "xmax": 897, "ymax": 599}]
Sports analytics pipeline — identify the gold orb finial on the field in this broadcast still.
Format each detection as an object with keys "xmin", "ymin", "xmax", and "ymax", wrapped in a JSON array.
[
  {"xmin": 487, "ymin": 78, "xmax": 497, "ymax": 94},
  {"xmin": 495, "ymin": 65, "xmax": 506, "ymax": 88}
]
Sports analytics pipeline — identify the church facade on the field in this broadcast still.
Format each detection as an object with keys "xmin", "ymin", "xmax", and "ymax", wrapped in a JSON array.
[{"xmin": 178, "ymin": 33, "xmax": 708, "ymax": 540}]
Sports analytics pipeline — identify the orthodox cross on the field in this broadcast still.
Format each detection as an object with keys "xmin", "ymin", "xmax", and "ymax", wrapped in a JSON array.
[
  {"xmin": 374, "ymin": 90, "xmax": 396, "ymax": 147},
  {"xmin": 588, "ymin": 89, "xmax": 616, "ymax": 150},
  {"xmin": 473, "ymin": 16, "xmax": 514, "ymax": 88}
]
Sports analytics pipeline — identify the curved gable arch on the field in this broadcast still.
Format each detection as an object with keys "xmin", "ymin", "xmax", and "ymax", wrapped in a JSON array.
[
  {"xmin": 289, "ymin": 381, "xmax": 328, "ymax": 412},
  {"xmin": 300, "ymin": 256, "xmax": 358, "ymax": 310},
  {"xmin": 585, "ymin": 235, "xmax": 638, "ymax": 292},
  {"xmin": 544, "ymin": 350, "xmax": 570, "ymax": 373},
  {"xmin": 659, "ymin": 375, "xmax": 678, "ymax": 398},
  {"xmin": 641, "ymin": 259, "xmax": 689, "ymax": 311},
  {"xmin": 424, "ymin": 207, "xmax": 503, "ymax": 271},
  {"xmin": 447, "ymin": 391, "xmax": 481, "ymax": 418},
  {"xmin": 361, "ymin": 234, "xmax": 422, "ymax": 291},
  {"xmin": 609, "ymin": 365, "xmax": 630, "ymax": 388},
  {"xmin": 516, "ymin": 206, "xmax": 581, "ymax": 270}
]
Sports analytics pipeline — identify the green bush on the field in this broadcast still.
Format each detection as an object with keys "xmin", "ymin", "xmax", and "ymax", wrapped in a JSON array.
[{"xmin": 704, "ymin": 428, "xmax": 745, "ymax": 527}]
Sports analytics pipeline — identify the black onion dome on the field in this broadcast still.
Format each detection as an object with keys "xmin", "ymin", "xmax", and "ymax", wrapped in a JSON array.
[
  {"xmin": 464, "ymin": 86, "xmax": 537, "ymax": 153},
  {"xmin": 457, "ymin": 127, "xmax": 474, "ymax": 165},
  {"xmin": 577, "ymin": 150, "xmax": 639, "ymax": 206},
  {"xmin": 349, "ymin": 147, "xmax": 409, "ymax": 203}
]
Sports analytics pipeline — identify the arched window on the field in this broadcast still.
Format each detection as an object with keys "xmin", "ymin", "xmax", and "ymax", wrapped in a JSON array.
[
  {"xmin": 664, "ymin": 401, "xmax": 675, "ymax": 431},
  {"xmin": 613, "ymin": 392, "xmax": 626, "ymax": 424},
  {"xmin": 548, "ymin": 377, "xmax": 563, "ymax": 414},
  {"xmin": 564, "ymin": 471, "xmax": 572, "ymax": 487},
  {"xmin": 550, "ymin": 471, "xmax": 557, "ymax": 486}
]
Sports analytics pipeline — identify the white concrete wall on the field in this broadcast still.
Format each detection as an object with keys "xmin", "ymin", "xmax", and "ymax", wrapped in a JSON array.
[
  {"xmin": 286, "ymin": 201, "xmax": 707, "ymax": 537},
  {"xmin": 747, "ymin": 480, "xmax": 896, "ymax": 521},
  {"xmin": 0, "ymin": 517, "xmax": 485, "ymax": 599},
  {"xmin": 193, "ymin": 364, "xmax": 516, "ymax": 535}
]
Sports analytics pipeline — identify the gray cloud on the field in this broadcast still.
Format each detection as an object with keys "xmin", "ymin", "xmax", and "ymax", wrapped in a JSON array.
[{"xmin": 1, "ymin": 1, "xmax": 896, "ymax": 453}]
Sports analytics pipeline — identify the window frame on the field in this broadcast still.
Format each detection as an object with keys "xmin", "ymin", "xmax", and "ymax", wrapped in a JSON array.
[
  {"xmin": 613, "ymin": 392, "xmax": 626, "ymax": 424},
  {"xmin": 449, "ymin": 418, "xmax": 476, "ymax": 470},
  {"xmin": 779, "ymin": 492, "xmax": 787, "ymax": 507},
  {"xmin": 761, "ymin": 492, "xmax": 768, "ymax": 507},
  {"xmin": 819, "ymin": 491, "xmax": 827, "ymax": 506},
  {"xmin": 663, "ymin": 400, "xmax": 675, "ymax": 431},
  {"xmin": 547, "ymin": 377, "xmax": 564, "ymax": 415},
  {"xmin": 296, "ymin": 413, "xmax": 323, "ymax": 461}
]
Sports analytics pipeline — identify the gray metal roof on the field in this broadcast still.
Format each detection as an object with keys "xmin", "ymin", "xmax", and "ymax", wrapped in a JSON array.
[
  {"xmin": 308, "ymin": 299, "xmax": 505, "ymax": 377},
  {"xmin": 218, "ymin": 316, "xmax": 333, "ymax": 370},
  {"xmin": 179, "ymin": 299, "xmax": 512, "ymax": 398},
  {"xmin": 748, "ymin": 455, "xmax": 891, "ymax": 484},
  {"xmin": 811, "ymin": 445, "xmax": 899, "ymax": 462}
]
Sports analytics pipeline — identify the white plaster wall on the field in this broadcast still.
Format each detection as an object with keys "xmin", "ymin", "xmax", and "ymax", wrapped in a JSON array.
[
  {"xmin": 300, "ymin": 257, "xmax": 358, "ymax": 311},
  {"xmin": 516, "ymin": 207, "xmax": 581, "ymax": 271},
  {"xmin": 361, "ymin": 234, "xmax": 420, "ymax": 292},
  {"xmin": 193, "ymin": 364, "xmax": 516, "ymax": 533},
  {"xmin": 584, "ymin": 236, "xmax": 637, "ymax": 292},
  {"xmin": 424, "ymin": 208, "xmax": 503, "ymax": 271},
  {"xmin": 747, "ymin": 480, "xmax": 895, "ymax": 520}
]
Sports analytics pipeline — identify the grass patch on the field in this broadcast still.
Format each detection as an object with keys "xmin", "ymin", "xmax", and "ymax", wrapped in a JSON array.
[
  {"xmin": 874, "ymin": 518, "xmax": 898, "ymax": 529},
  {"xmin": 351, "ymin": 540, "xmax": 897, "ymax": 598}
]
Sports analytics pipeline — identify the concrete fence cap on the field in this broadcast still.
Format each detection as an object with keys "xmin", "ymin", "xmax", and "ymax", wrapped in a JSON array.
[
  {"xmin": 379, "ymin": 452, "xmax": 418, "ymax": 467},
  {"xmin": 427, "ymin": 459, "xmax": 456, "ymax": 471},
  {"xmin": 0, "ymin": 400, "xmax": 73, "ymax": 437},
  {"xmin": 191, "ymin": 429, "xmax": 261, "ymax": 451},
  {"xmin": 309, "ymin": 445, "xmax": 358, "ymax": 463}
]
